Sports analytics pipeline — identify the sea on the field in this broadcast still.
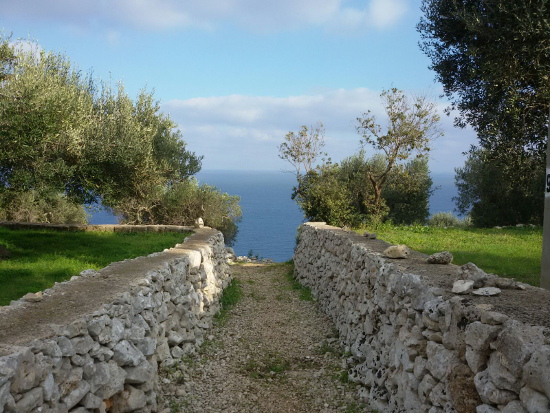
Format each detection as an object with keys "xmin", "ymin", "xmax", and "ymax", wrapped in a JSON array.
[{"xmin": 89, "ymin": 171, "xmax": 458, "ymax": 263}]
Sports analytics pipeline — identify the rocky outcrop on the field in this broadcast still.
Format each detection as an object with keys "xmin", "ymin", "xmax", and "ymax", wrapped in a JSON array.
[
  {"xmin": 0, "ymin": 227, "xmax": 230, "ymax": 413},
  {"xmin": 293, "ymin": 222, "xmax": 550, "ymax": 413}
]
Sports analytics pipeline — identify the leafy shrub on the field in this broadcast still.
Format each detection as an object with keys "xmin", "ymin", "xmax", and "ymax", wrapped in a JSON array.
[
  {"xmin": 293, "ymin": 153, "xmax": 433, "ymax": 227},
  {"xmin": 0, "ymin": 191, "xmax": 88, "ymax": 224},
  {"xmin": 117, "ymin": 179, "xmax": 242, "ymax": 246},
  {"xmin": 428, "ymin": 212, "xmax": 471, "ymax": 228},
  {"xmin": 428, "ymin": 212, "xmax": 461, "ymax": 227}
]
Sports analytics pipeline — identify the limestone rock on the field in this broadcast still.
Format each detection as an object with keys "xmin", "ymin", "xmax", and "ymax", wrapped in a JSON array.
[
  {"xmin": 79, "ymin": 269, "xmax": 99, "ymax": 277},
  {"xmin": 426, "ymin": 341, "xmax": 461, "ymax": 381},
  {"xmin": 94, "ymin": 361, "xmax": 127, "ymax": 399},
  {"xmin": 81, "ymin": 392, "xmax": 103, "ymax": 409},
  {"xmin": 194, "ymin": 217, "xmax": 204, "ymax": 228},
  {"xmin": 22, "ymin": 291, "xmax": 43, "ymax": 302},
  {"xmin": 452, "ymin": 280, "xmax": 474, "ymax": 294},
  {"xmin": 480, "ymin": 311, "xmax": 508, "ymax": 326},
  {"xmin": 458, "ymin": 262, "xmax": 492, "ymax": 288},
  {"xmin": 112, "ymin": 340, "xmax": 146, "ymax": 367},
  {"xmin": 225, "ymin": 247, "xmax": 236, "ymax": 262},
  {"xmin": 472, "ymin": 287, "xmax": 501, "ymax": 296},
  {"xmin": 62, "ymin": 380, "xmax": 90, "ymax": 409},
  {"xmin": 520, "ymin": 386, "xmax": 550, "ymax": 413},
  {"xmin": 486, "ymin": 351, "xmax": 521, "ymax": 393},
  {"xmin": 124, "ymin": 361, "xmax": 154, "ymax": 384},
  {"xmin": 474, "ymin": 369, "xmax": 517, "ymax": 405},
  {"xmin": 501, "ymin": 400, "xmax": 527, "ymax": 413},
  {"xmin": 476, "ymin": 405, "xmax": 500, "ymax": 413},
  {"xmin": 14, "ymin": 387, "xmax": 43, "ymax": 412},
  {"xmin": 464, "ymin": 322, "xmax": 501, "ymax": 374},
  {"xmin": 491, "ymin": 320, "xmax": 546, "ymax": 377},
  {"xmin": 523, "ymin": 345, "xmax": 550, "ymax": 398},
  {"xmin": 427, "ymin": 251, "xmax": 453, "ymax": 265},
  {"xmin": 111, "ymin": 385, "xmax": 147, "ymax": 412},
  {"xmin": 383, "ymin": 244, "xmax": 410, "ymax": 259}
]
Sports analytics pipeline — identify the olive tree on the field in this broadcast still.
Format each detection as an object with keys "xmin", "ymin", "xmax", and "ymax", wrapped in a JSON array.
[
  {"xmin": 278, "ymin": 122, "xmax": 327, "ymax": 179},
  {"xmin": 356, "ymin": 88, "xmax": 442, "ymax": 217}
]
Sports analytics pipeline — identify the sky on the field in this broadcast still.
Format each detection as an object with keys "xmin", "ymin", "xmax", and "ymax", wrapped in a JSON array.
[{"xmin": 1, "ymin": 0, "xmax": 477, "ymax": 174}]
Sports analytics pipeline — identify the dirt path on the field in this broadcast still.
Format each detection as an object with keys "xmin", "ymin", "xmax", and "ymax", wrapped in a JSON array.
[{"xmin": 158, "ymin": 263, "xmax": 367, "ymax": 412}]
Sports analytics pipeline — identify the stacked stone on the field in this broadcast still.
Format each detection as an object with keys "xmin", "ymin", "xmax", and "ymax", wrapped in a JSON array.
[
  {"xmin": 293, "ymin": 222, "xmax": 550, "ymax": 413},
  {"xmin": 0, "ymin": 229, "xmax": 231, "ymax": 413}
]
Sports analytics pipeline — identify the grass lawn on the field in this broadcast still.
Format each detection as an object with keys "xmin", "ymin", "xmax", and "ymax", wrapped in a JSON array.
[
  {"xmin": 363, "ymin": 225, "xmax": 542, "ymax": 286},
  {"xmin": 0, "ymin": 228, "xmax": 191, "ymax": 305}
]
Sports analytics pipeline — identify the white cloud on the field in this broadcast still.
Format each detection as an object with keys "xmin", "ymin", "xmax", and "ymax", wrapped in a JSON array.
[
  {"xmin": 366, "ymin": 0, "xmax": 409, "ymax": 30},
  {"xmin": 163, "ymin": 88, "xmax": 476, "ymax": 173},
  {"xmin": 9, "ymin": 39, "xmax": 42, "ymax": 56},
  {"xmin": 2, "ymin": 0, "xmax": 410, "ymax": 33}
]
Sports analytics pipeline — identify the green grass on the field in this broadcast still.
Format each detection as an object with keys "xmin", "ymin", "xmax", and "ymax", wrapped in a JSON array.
[
  {"xmin": 364, "ymin": 225, "xmax": 542, "ymax": 286},
  {"xmin": 282, "ymin": 261, "xmax": 314, "ymax": 301},
  {"xmin": 0, "ymin": 228, "xmax": 191, "ymax": 305},
  {"xmin": 215, "ymin": 278, "xmax": 242, "ymax": 325}
]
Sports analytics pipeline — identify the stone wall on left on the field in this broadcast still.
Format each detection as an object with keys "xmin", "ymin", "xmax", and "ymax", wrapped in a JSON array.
[{"xmin": 0, "ymin": 226, "xmax": 231, "ymax": 413}]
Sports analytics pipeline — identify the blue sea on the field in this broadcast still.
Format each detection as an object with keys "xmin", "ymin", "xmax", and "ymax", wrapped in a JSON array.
[{"xmin": 89, "ymin": 171, "xmax": 458, "ymax": 262}]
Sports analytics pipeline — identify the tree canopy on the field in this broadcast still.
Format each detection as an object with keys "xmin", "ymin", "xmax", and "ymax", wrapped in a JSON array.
[
  {"xmin": 418, "ymin": 0, "xmax": 550, "ymax": 158},
  {"xmin": 0, "ymin": 36, "xmax": 241, "ymax": 240},
  {"xmin": 280, "ymin": 89, "xmax": 438, "ymax": 227},
  {"xmin": 356, "ymin": 88, "xmax": 441, "ymax": 216},
  {"xmin": 418, "ymin": 0, "xmax": 549, "ymax": 226}
]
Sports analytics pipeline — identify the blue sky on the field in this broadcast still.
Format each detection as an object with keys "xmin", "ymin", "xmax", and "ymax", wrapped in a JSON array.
[{"xmin": 1, "ymin": 0, "xmax": 476, "ymax": 173}]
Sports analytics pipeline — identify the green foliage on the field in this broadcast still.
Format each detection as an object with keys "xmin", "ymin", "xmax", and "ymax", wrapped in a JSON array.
[
  {"xmin": 0, "ymin": 45, "xmax": 96, "ymax": 204},
  {"xmin": 418, "ymin": 0, "xmax": 549, "ymax": 146},
  {"xmin": 454, "ymin": 148, "xmax": 544, "ymax": 227},
  {"xmin": 278, "ymin": 122, "xmax": 327, "ymax": 178},
  {"xmin": 294, "ymin": 164, "xmax": 357, "ymax": 227},
  {"xmin": 243, "ymin": 352, "xmax": 291, "ymax": 379},
  {"xmin": 215, "ymin": 278, "xmax": 242, "ymax": 325},
  {"xmin": 117, "ymin": 179, "xmax": 241, "ymax": 245},
  {"xmin": 0, "ymin": 35, "xmax": 16, "ymax": 82},
  {"xmin": 285, "ymin": 90, "xmax": 439, "ymax": 228},
  {"xmin": 356, "ymin": 88, "xmax": 442, "ymax": 214},
  {"xmin": 84, "ymin": 84, "xmax": 202, "ymax": 214},
  {"xmin": 0, "ymin": 191, "xmax": 88, "ymax": 224},
  {"xmin": 294, "ymin": 152, "xmax": 433, "ymax": 227},
  {"xmin": 371, "ymin": 224, "xmax": 542, "ymax": 285},
  {"xmin": 0, "ymin": 36, "xmax": 238, "ymax": 235},
  {"xmin": 427, "ymin": 212, "xmax": 463, "ymax": 228},
  {"xmin": 283, "ymin": 261, "xmax": 314, "ymax": 301},
  {"xmin": 0, "ymin": 228, "xmax": 191, "ymax": 305},
  {"xmin": 382, "ymin": 157, "xmax": 434, "ymax": 225},
  {"xmin": 418, "ymin": 0, "xmax": 548, "ymax": 223}
]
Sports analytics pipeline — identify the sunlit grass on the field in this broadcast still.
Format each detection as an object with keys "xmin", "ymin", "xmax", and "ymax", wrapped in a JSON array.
[
  {"xmin": 361, "ymin": 225, "xmax": 542, "ymax": 286},
  {"xmin": 0, "ymin": 228, "xmax": 191, "ymax": 305},
  {"xmin": 215, "ymin": 278, "xmax": 242, "ymax": 325}
]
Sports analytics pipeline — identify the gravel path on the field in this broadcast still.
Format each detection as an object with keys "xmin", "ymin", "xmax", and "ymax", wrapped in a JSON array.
[{"xmin": 158, "ymin": 263, "xmax": 367, "ymax": 413}]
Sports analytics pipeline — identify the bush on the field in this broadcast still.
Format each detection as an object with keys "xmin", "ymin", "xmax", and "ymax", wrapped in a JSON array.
[
  {"xmin": 116, "ymin": 179, "xmax": 242, "ymax": 246},
  {"xmin": 428, "ymin": 212, "xmax": 471, "ymax": 228},
  {"xmin": 293, "ymin": 153, "xmax": 433, "ymax": 227},
  {"xmin": 0, "ymin": 191, "xmax": 88, "ymax": 224},
  {"xmin": 454, "ymin": 147, "xmax": 543, "ymax": 227}
]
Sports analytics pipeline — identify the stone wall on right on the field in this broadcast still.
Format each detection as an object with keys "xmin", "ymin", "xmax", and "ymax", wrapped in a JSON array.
[{"xmin": 293, "ymin": 222, "xmax": 550, "ymax": 413}]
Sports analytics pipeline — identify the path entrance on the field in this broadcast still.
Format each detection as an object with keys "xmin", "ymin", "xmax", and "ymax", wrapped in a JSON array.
[{"xmin": 158, "ymin": 263, "xmax": 367, "ymax": 412}]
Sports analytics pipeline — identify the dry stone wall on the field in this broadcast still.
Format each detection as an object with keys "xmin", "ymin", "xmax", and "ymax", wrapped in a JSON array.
[
  {"xmin": 0, "ymin": 227, "xmax": 231, "ymax": 413},
  {"xmin": 293, "ymin": 222, "xmax": 550, "ymax": 413}
]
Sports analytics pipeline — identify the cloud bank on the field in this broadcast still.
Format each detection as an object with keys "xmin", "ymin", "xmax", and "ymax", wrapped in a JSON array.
[
  {"xmin": 3, "ymin": 0, "xmax": 410, "ymax": 33},
  {"xmin": 163, "ymin": 88, "xmax": 476, "ymax": 173}
]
